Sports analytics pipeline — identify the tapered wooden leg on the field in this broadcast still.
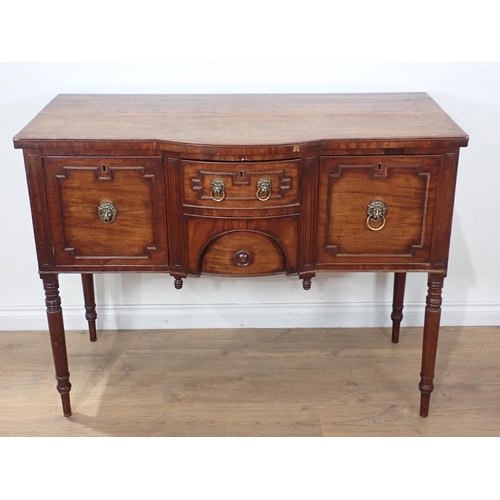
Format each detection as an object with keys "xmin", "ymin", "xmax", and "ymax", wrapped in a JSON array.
[
  {"xmin": 42, "ymin": 274, "xmax": 72, "ymax": 417},
  {"xmin": 391, "ymin": 272, "xmax": 407, "ymax": 343},
  {"xmin": 81, "ymin": 273, "xmax": 97, "ymax": 342},
  {"xmin": 419, "ymin": 273, "xmax": 445, "ymax": 417}
]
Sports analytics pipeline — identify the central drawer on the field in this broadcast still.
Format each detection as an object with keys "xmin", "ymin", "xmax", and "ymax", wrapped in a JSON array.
[
  {"xmin": 181, "ymin": 159, "xmax": 301, "ymax": 212},
  {"xmin": 184, "ymin": 216, "xmax": 299, "ymax": 276},
  {"xmin": 181, "ymin": 159, "xmax": 301, "ymax": 276}
]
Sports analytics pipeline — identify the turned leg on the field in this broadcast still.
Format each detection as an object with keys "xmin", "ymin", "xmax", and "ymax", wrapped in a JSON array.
[
  {"xmin": 419, "ymin": 273, "xmax": 445, "ymax": 417},
  {"xmin": 391, "ymin": 272, "xmax": 407, "ymax": 343},
  {"xmin": 81, "ymin": 274, "xmax": 97, "ymax": 342},
  {"xmin": 42, "ymin": 274, "xmax": 72, "ymax": 417}
]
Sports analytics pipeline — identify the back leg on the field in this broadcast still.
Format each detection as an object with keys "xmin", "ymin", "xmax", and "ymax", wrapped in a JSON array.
[
  {"xmin": 81, "ymin": 274, "xmax": 97, "ymax": 342},
  {"xmin": 391, "ymin": 272, "xmax": 407, "ymax": 343}
]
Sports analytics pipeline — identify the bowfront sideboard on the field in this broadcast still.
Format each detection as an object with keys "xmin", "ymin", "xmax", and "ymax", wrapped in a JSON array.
[{"xmin": 14, "ymin": 93, "xmax": 468, "ymax": 418}]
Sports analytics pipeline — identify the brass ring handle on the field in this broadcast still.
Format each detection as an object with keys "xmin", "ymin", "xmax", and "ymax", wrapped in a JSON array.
[
  {"xmin": 210, "ymin": 178, "xmax": 226, "ymax": 202},
  {"xmin": 366, "ymin": 200, "xmax": 387, "ymax": 231},
  {"xmin": 256, "ymin": 177, "xmax": 272, "ymax": 202},
  {"xmin": 366, "ymin": 215, "xmax": 386, "ymax": 231},
  {"xmin": 97, "ymin": 200, "xmax": 117, "ymax": 224}
]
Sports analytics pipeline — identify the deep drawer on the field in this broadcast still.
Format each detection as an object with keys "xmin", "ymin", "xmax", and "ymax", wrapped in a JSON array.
[{"xmin": 184, "ymin": 216, "xmax": 299, "ymax": 276}]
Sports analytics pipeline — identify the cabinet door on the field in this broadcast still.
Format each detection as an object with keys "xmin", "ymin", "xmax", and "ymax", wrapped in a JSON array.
[
  {"xmin": 317, "ymin": 156, "xmax": 440, "ymax": 266},
  {"xmin": 44, "ymin": 156, "xmax": 168, "ymax": 267}
]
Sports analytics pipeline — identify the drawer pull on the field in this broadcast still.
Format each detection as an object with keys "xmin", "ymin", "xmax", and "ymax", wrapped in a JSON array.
[
  {"xmin": 256, "ymin": 177, "xmax": 272, "ymax": 201},
  {"xmin": 366, "ymin": 200, "xmax": 387, "ymax": 231},
  {"xmin": 97, "ymin": 200, "xmax": 117, "ymax": 224},
  {"xmin": 234, "ymin": 250, "xmax": 252, "ymax": 267},
  {"xmin": 210, "ymin": 178, "xmax": 226, "ymax": 202}
]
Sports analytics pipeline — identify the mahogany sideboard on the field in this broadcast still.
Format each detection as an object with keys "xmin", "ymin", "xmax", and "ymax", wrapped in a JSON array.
[{"xmin": 14, "ymin": 93, "xmax": 469, "ymax": 418}]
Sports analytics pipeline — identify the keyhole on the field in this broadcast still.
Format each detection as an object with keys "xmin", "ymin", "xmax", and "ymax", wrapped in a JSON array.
[
  {"xmin": 377, "ymin": 163, "xmax": 382, "ymax": 171},
  {"xmin": 102, "ymin": 165, "xmax": 107, "ymax": 173},
  {"xmin": 239, "ymin": 170, "xmax": 244, "ymax": 178}
]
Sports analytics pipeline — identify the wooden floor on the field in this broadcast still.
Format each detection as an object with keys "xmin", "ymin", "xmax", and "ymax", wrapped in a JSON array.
[{"xmin": 1, "ymin": 326, "xmax": 499, "ymax": 436}]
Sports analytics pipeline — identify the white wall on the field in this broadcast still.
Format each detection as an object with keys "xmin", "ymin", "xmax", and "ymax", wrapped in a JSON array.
[{"xmin": 1, "ymin": 62, "xmax": 499, "ymax": 330}]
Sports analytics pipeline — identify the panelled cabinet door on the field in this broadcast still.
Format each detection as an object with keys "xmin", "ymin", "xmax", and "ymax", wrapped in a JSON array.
[
  {"xmin": 317, "ymin": 156, "xmax": 441, "ymax": 266},
  {"xmin": 43, "ymin": 156, "xmax": 169, "ymax": 267}
]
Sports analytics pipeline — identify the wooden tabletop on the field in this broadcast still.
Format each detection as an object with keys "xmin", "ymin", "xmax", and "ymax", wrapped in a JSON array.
[{"xmin": 14, "ymin": 93, "xmax": 469, "ymax": 147}]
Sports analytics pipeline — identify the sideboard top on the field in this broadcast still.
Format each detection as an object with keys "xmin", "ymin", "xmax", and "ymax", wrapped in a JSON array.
[{"xmin": 13, "ymin": 93, "xmax": 469, "ymax": 148}]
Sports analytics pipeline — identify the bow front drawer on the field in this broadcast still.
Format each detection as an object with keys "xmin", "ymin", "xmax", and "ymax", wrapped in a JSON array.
[{"xmin": 181, "ymin": 159, "xmax": 301, "ymax": 214}]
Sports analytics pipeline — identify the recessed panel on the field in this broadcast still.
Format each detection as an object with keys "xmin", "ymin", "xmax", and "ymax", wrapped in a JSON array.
[
  {"xmin": 44, "ymin": 156, "xmax": 168, "ymax": 266},
  {"xmin": 317, "ymin": 155, "xmax": 440, "ymax": 265}
]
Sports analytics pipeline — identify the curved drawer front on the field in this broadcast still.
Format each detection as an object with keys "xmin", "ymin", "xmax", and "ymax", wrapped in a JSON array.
[
  {"xmin": 44, "ymin": 156, "xmax": 168, "ymax": 266},
  {"xmin": 185, "ymin": 216, "xmax": 299, "ymax": 276},
  {"xmin": 182, "ymin": 159, "xmax": 300, "ymax": 210},
  {"xmin": 201, "ymin": 231, "xmax": 286, "ymax": 276},
  {"xmin": 317, "ymin": 155, "xmax": 441, "ymax": 265}
]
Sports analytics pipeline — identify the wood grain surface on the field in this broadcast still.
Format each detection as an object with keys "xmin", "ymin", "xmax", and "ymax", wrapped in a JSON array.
[
  {"xmin": 1, "ymin": 326, "xmax": 498, "ymax": 436},
  {"xmin": 317, "ymin": 155, "xmax": 440, "ymax": 264},
  {"xmin": 13, "ymin": 93, "xmax": 468, "ymax": 146}
]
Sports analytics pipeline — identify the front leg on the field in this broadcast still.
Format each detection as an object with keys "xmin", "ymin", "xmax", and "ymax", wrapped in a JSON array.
[
  {"xmin": 419, "ymin": 273, "xmax": 445, "ymax": 417},
  {"xmin": 42, "ymin": 274, "xmax": 72, "ymax": 417}
]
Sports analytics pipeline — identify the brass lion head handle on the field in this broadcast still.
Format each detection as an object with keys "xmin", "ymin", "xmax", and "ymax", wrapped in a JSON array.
[
  {"xmin": 97, "ymin": 200, "xmax": 117, "ymax": 224},
  {"xmin": 210, "ymin": 177, "xmax": 226, "ymax": 202},
  {"xmin": 256, "ymin": 177, "xmax": 272, "ymax": 201},
  {"xmin": 366, "ymin": 200, "xmax": 387, "ymax": 231}
]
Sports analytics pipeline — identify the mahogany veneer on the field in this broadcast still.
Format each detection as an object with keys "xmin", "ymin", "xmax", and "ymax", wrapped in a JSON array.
[{"xmin": 14, "ymin": 93, "xmax": 469, "ymax": 418}]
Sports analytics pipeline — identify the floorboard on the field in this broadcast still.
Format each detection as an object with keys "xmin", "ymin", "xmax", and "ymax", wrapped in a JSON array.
[{"xmin": 1, "ymin": 326, "xmax": 499, "ymax": 436}]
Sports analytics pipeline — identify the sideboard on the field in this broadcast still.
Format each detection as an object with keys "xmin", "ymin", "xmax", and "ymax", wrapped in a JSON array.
[{"xmin": 14, "ymin": 93, "xmax": 469, "ymax": 418}]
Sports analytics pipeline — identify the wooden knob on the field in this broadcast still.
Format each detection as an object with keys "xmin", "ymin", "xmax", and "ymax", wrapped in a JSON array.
[{"xmin": 234, "ymin": 250, "xmax": 252, "ymax": 267}]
